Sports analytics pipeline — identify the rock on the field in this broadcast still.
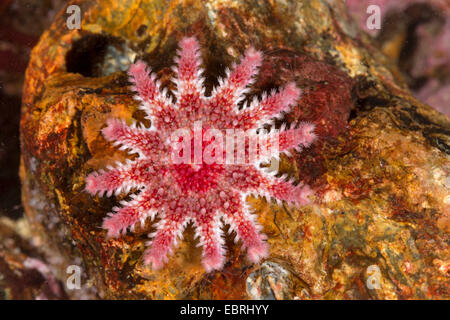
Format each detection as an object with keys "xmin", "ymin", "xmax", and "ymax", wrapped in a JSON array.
[
  {"xmin": 246, "ymin": 261, "xmax": 301, "ymax": 300},
  {"xmin": 0, "ymin": 216, "xmax": 68, "ymax": 299},
  {"xmin": 346, "ymin": 0, "xmax": 450, "ymax": 117},
  {"xmin": 19, "ymin": 0, "xmax": 449, "ymax": 299}
]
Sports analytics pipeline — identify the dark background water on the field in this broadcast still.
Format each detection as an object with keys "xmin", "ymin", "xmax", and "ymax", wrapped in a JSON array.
[{"xmin": 0, "ymin": 0, "xmax": 67, "ymax": 220}]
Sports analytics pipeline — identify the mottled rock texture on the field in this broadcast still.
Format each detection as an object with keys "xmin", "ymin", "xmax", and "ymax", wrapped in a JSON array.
[{"xmin": 18, "ymin": 0, "xmax": 449, "ymax": 299}]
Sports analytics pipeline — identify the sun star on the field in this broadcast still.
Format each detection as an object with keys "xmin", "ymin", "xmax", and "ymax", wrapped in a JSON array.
[{"xmin": 85, "ymin": 36, "xmax": 317, "ymax": 272}]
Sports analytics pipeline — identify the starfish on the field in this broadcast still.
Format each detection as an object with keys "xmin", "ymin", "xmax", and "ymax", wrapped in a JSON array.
[{"xmin": 85, "ymin": 37, "xmax": 317, "ymax": 272}]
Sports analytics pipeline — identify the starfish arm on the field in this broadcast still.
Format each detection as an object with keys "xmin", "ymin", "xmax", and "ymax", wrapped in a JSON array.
[
  {"xmin": 102, "ymin": 118, "xmax": 164, "ymax": 157},
  {"xmin": 220, "ymin": 193, "xmax": 268, "ymax": 263},
  {"xmin": 143, "ymin": 211, "xmax": 189, "ymax": 270},
  {"xmin": 267, "ymin": 179, "xmax": 313, "ymax": 206},
  {"xmin": 193, "ymin": 215, "xmax": 226, "ymax": 272},
  {"xmin": 276, "ymin": 122, "xmax": 317, "ymax": 151},
  {"xmin": 102, "ymin": 190, "xmax": 162, "ymax": 238},
  {"xmin": 224, "ymin": 165, "xmax": 313, "ymax": 205},
  {"xmin": 238, "ymin": 82, "xmax": 301, "ymax": 129},
  {"xmin": 172, "ymin": 37, "xmax": 204, "ymax": 112},
  {"xmin": 85, "ymin": 160, "xmax": 154, "ymax": 197},
  {"xmin": 257, "ymin": 122, "xmax": 317, "ymax": 162},
  {"xmin": 207, "ymin": 48, "xmax": 262, "ymax": 121},
  {"xmin": 128, "ymin": 61, "xmax": 178, "ymax": 129}
]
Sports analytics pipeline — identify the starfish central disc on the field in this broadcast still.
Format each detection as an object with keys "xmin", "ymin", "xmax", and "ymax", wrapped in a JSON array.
[{"xmin": 173, "ymin": 163, "xmax": 224, "ymax": 193}]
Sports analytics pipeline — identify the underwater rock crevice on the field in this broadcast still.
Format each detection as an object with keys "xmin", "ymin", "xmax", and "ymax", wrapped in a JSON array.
[{"xmin": 65, "ymin": 33, "xmax": 136, "ymax": 78}]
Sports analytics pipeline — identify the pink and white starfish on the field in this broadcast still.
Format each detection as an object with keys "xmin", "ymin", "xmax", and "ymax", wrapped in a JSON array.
[{"xmin": 85, "ymin": 37, "xmax": 317, "ymax": 272}]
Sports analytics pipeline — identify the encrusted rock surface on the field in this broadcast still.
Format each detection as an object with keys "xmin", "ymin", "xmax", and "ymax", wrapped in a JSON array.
[{"xmin": 17, "ymin": 0, "xmax": 449, "ymax": 299}]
